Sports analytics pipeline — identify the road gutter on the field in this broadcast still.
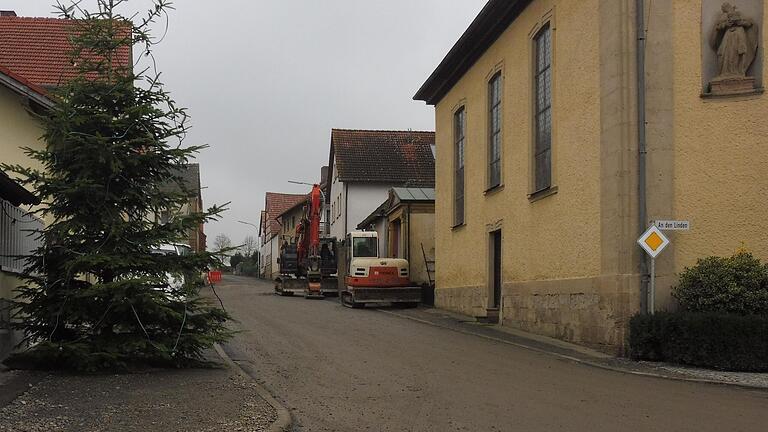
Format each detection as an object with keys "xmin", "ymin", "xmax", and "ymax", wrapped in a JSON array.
[
  {"xmin": 377, "ymin": 308, "xmax": 768, "ymax": 392},
  {"xmin": 214, "ymin": 343, "xmax": 293, "ymax": 432}
]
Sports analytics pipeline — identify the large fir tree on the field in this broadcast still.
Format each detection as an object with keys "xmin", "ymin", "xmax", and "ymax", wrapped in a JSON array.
[{"xmin": 1, "ymin": 0, "xmax": 231, "ymax": 371}]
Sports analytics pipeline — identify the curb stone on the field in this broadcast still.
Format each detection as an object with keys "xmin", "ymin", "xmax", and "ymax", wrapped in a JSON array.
[
  {"xmin": 378, "ymin": 308, "xmax": 768, "ymax": 393},
  {"xmin": 213, "ymin": 343, "xmax": 293, "ymax": 432}
]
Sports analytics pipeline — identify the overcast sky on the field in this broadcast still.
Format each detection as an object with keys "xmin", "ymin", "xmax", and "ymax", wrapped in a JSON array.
[{"xmin": 4, "ymin": 0, "xmax": 487, "ymax": 247}]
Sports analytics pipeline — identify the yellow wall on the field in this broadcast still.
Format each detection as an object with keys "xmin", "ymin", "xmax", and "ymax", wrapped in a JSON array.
[
  {"xmin": 432, "ymin": 0, "xmax": 768, "ymax": 350},
  {"xmin": 0, "ymin": 86, "xmax": 45, "ymax": 174},
  {"xmin": 670, "ymin": 1, "xmax": 768, "ymax": 265},
  {"xmin": 408, "ymin": 211, "xmax": 435, "ymax": 286},
  {"xmin": 0, "ymin": 85, "xmax": 46, "ymax": 356},
  {"xmin": 279, "ymin": 205, "xmax": 306, "ymax": 245},
  {"xmin": 386, "ymin": 203, "xmax": 435, "ymax": 286},
  {"xmin": 434, "ymin": 0, "xmax": 602, "ymax": 309},
  {"xmin": 640, "ymin": 0, "xmax": 768, "ymax": 308}
]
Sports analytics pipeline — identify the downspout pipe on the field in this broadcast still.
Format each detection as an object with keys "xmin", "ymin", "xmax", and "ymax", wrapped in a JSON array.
[
  {"xmin": 636, "ymin": 0, "xmax": 649, "ymax": 314},
  {"xmin": 344, "ymin": 182, "xmax": 349, "ymax": 238}
]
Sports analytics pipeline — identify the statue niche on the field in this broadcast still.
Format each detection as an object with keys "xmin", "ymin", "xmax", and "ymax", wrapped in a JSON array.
[{"xmin": 708, "ymin": 2, "xmax": 760, "ymax": 95}]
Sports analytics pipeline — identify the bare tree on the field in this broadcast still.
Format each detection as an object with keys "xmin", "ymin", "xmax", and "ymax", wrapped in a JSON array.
[
  {"xmin": 213, "ymin": 233, "xmax": 232, "ymax": 253},
  {"xmin": 242, "ymin": 235, "xmax": 258, "ymax": 257}
]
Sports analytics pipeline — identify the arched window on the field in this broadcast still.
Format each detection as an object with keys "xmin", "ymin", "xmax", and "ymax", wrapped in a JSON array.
[
  {"xmin": 488, "ymin": 72, "xmax": 502, "ymax": 188},
  {"xmin": 454, "ymin": 107, "xmax": 466, "ymax": 226},
  {"xmin": 533, "ymin": 24, "xmax": 552, "ymax": 192}
]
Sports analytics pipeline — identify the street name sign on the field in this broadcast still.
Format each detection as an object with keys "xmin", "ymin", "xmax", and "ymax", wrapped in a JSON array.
[
  {"xmin": 637, "ymin": 225, "xmax": 670, "ymax": 258},
  {"xmin": 654, "ymin": 220, "xmax": 690, "ymax": 231}
]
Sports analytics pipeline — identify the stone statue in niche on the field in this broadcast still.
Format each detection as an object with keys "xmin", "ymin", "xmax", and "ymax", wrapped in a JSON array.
[{"xmin": 708, "ymin": 2, "xmax": 759, "ymax": 95}]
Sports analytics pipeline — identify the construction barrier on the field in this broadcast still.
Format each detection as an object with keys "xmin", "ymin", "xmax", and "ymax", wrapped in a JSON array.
[{"xmin": 208, "ymin": 270, "xmax": 222, "ymax": 283}]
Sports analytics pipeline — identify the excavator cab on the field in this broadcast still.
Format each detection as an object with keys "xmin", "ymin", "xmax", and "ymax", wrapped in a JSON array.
[
  {"xmin": 279, "ymin": 243, "xmax": 298, "ymax": 274},
  {"xmin": 339, "ymin": 231, "xmax": 421, "ymax": 308},
  {"xmin": 320, "ymin": 238, "xmax": 338, "ymax": 277}
]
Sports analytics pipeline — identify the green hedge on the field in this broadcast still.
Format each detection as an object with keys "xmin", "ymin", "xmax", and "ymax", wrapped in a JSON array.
[
  {"xmin": 629, "ymin": 311, "xmax": 768, "ymax": 372},
  {"xmin": 673, "ymin": 252, "xmax": 768, "ymax": 315},
  {"xmin": 238, "ymin": 262, "xmax": 260, "ymax": 277}
]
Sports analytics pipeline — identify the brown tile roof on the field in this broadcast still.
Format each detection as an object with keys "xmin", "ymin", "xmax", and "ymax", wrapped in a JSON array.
[
  {"xmin": 160, "ymin": 163, "xmax": 201, "ymax": 198},
  {"xmin": 262, "ymin": 192, "xmax": 308, "ymax": 238},
  {"xmin": 0, "ymin": 64, "xmax": 48, "ymax": 97},
  {"xmin": 329, "ymin": 129, "xmax": 435, "ymax": 187},
  {"xmin": 276, "ymin": 196, "xmax": 309, "ymax": 221},
  {"xmin": 0, "ymin": 16, "xmax": 132, "ymax": 88},
  {"xmin": 0, "ymin": 63, "xmax": 54, "ymax": 110}
]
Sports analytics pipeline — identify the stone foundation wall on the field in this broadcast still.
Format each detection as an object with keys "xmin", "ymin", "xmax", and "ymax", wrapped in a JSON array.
[
  {"xmin": 435, "ymin": 274, "xmax": 641, "ymax": 353},
  {"xmin": 434, "ymin": 286, "xmax": 485, "ymax": 319}
]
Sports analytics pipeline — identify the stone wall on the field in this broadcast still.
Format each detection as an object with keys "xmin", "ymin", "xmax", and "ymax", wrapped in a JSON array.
[{"xmin": 434, "ymin": 286, "xmax": 485, "ymax": 319}]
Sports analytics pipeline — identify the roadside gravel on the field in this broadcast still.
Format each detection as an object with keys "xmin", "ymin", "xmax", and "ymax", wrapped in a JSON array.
[
  {"xmin": 642, "ymin": 362, "xmax": 768, "ymax": 388},
  {"xmin": 0, "ymin": 361, "xmax": 276, "ymax": 432}
]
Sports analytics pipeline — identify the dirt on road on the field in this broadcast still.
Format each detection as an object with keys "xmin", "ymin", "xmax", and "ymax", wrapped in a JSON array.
[{"xmin": 220, "ymin": 275, "xmax": 768, "ymax": 432}]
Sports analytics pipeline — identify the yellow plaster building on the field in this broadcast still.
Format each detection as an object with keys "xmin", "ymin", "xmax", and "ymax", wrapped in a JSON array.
[
  {"xmin": 0, "ymin": 69, "xmax": 51, "ymax": 359},
  {"xmin": 415, "ymin": 0, "xmax": 768, "ymax": 351},
  {"xmin": 277, "ymin": 199, "xmax": 308, "ymax": 246},
  {"xmin": 357, "ymin": 187, "xmax": 436, "ymax": 289}
]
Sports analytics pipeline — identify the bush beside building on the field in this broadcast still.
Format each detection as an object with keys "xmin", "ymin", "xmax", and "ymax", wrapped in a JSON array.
[{"xmin": 629, "ymin": 252, "xmax": 768, "ymax": 371}]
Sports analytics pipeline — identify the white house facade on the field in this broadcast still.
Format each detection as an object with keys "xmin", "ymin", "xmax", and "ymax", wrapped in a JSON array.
[{"xmin": 327, "ymin": 129, "xmax": 436, "ymax": 253}]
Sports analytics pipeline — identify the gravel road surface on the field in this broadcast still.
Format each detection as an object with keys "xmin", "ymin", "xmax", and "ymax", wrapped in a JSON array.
[{"xmin": 220, "ymin": 275, "xmax": 768, "ymax": 432}]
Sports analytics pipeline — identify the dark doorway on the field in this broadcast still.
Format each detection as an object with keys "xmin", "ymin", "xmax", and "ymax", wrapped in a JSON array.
[
  {"xmin": 490, "ymin": 230, "xmax": 502, "ymax": 309},
  {"xmin": 391, "ymin": 220, "xmax": 401, "ymax": 258}
]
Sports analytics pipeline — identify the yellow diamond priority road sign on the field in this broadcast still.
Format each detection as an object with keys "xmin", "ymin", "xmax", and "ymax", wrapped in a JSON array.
[{"xmin": 637, "ymin": 225, "xmax": 670, "ymax": 258}]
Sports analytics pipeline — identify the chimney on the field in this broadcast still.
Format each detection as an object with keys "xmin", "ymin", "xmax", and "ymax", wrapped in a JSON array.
[
  {"xmin": 0, "ymin": 11, "xmax": 17, "ymax": 17},
  {"xmin": 320, "ymin": 166, "xmax": 329, "ymax": 186}
]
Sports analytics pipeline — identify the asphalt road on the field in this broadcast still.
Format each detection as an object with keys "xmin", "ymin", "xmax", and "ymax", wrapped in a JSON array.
[{"xmin": 218, "ymin": 275, "xmax": 768, "ymax": 432}]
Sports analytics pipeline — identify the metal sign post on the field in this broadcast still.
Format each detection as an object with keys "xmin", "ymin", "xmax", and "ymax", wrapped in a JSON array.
[
  {"xmin": 637, "ymin": 225, "xmax": 670, "ymax": 314},
  {"xmin": 649, "ymin": 257, "xmax": 655, "ymax": 314}
]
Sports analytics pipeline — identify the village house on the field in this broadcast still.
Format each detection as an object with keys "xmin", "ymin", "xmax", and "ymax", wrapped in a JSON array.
[
  {"xmin": 0, "ymin": 11, "xmax": 94, "ymax": 359},
  {"xmin": 276, "ymin": 195, "xmax": 309, "ymax": 246},
  {"xmin": 357, "ymin": 187, "xmax": 436, "ymax": 291},
  {"xmin": 0, "ymin": 67, "xmax": 50, "ymax": 360},
  {"xmin": 319, "ymin": 166, "xmax": 330, "ymax": 235},
  {"xmin": 257, "ymin": 210, "xmax": 267, "ymax": 276},
  {"xmin": 0, "ymin": 12, "xmax": 132, "ymax": 89},
  {"xmin": 258, "ymin": 193, "xmax": 308, "ymax": 280},
  {"xmin": 327, "ymin": 129, "xmax": 436, "ymax": 255},
  {"xmin": 158, "ymin": 163, "xmax": 207, "ymax": 253},
  {"xmin": 415, "ymin": 0, "xmax": 768, "ymax": 350},
  {"xmin": 0, "ymin": 11, "xmax": 162, "ymax": 359}
]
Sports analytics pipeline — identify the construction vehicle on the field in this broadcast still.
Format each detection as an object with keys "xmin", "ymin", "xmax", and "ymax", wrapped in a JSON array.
[
  {"xmin": 337, "ymin": 231, "xmax": 421, "ymax": 308},
  {"xmin": 274, "ymin": 184, "xmax": 338, "ymax": 298}
]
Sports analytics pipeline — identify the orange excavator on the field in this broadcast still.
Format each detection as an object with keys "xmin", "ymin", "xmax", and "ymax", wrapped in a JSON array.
[
  {"xmin": 275, "ymin": 183, "xmax": 420, "ymax": 307},
  {"xmin": 275, "ymin": 184, "xmax": 337, "ymax": 298}
]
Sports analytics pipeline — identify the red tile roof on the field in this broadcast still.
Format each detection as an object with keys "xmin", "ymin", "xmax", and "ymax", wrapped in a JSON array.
[
  {"xmin": 276, "ymin": 196, "xmax": 310, "ymax": 221},
  {"xmin": 0, "ymin": 64, "xmax": 49, "ymax": 98},
  {"xmin": 0, "ymin": 16, "xmax": 132, "ymax": 88},
  {"xmin": 262, "ymin": 193, "xmax": 308, "ymax": 238},
  {"xmin": 329, "ymin": 129, "xmax": 435, "ymax": 187}
]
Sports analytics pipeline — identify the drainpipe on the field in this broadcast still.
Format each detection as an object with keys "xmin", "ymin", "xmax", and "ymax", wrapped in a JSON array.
[
  {"xmin": 344, "ymin": 182, "xmax": 348, "ymax": 237},
  {"xmin": 636, "ymin": 0, "xmax": 649, "ymax": 314},
  {"xmin": 406, "ymin": 204, "xmax": 412, "ymax": 275}
]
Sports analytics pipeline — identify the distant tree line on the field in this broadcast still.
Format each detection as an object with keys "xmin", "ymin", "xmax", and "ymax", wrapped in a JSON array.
[{"xmin": 231, "ymin": 235, "xmax": 260, "ymax": 276}]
